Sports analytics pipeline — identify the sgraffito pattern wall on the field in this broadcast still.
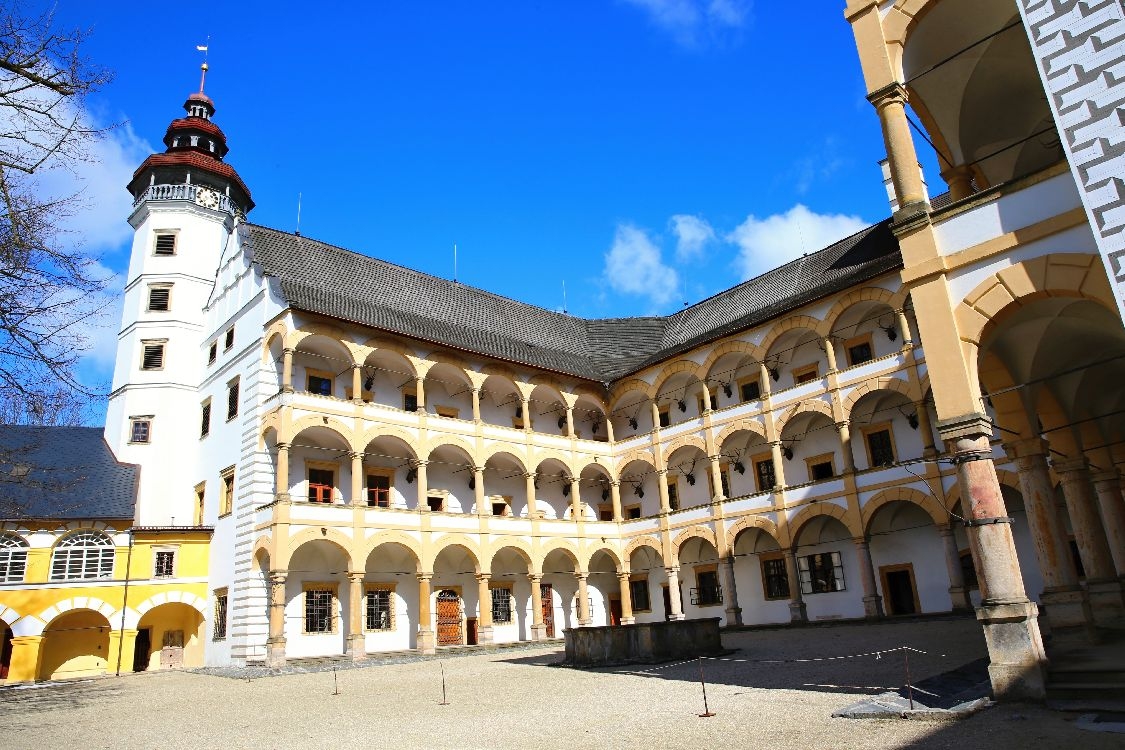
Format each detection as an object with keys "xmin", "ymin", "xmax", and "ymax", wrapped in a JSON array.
[{"xmin": 1017, "ymin": 0, "xmax": 1125, "ymax": 319}]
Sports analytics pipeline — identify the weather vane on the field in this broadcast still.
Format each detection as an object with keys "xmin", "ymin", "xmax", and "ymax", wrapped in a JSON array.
[{"xmin": 196, "ymin": 37, "xmax": 210, "ymax": 92}]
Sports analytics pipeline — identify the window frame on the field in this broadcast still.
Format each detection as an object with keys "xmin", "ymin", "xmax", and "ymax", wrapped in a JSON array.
[
  {"xmin": 402, "ymin": 389, "xmax": 418, "ymax": 413},
  {"xmin": 223, "ymin": 327, "xmax": 235, "ymax": 351},
  {"xmin": 490, "ymin": 583, "xmax": 514, "ymax": 624},
  {"xmin": 194, "ymin": 482, "xmax": 206, "ymax": 526},
  {"xmin": 219, "ymin": 465, "xmax": 235, "ymax": 517},
  {"xmin": 666, "ymin": 476, "xmax": 679, "ymax": 511},
  {"xmin": 797, "ymin": 551, "xmax": 846, "ymax": 595},
  {"xmin": 692, "ymin": 565, "xmax": 722, "ymax": 607},
  {"xmin": 0, "ymin": 533, "xmax": 29, "ymax": 583},
  {"xmin": 364, "ymin": 584, "xmax": 396, "ymax": 631},
  {"xmin": 366, "ymin": 468, "xmax": 393, "ymax": 508},
  {"xmin": 226, "ymin": 378, "xmax": 239, "ymax": 421},
  {"xmin": 844, "ymin": 333, "xmax": 875, "ymax": 368},
  {"xmin": 303, "ymin": 582, "xmax": 339, "ymax": 634},
  {"xmin": 208, "ymin": 341, "xmax": 217, "ymax": 365},
  {"xmin": 759, "ymin": 553, "xmax": 790, "ymax": 600},
  {"xmin": 629, "ymin": 575, "xmax": 652, "ymax": 612},
  {"xmin": 140, "ymin": 340, "xmax": 167, "ymax": 371},
  {"xmin": 146, "ymin": 284, "xmax": 172, "ymax": 312},
  {"xmin": 792, "ymin": 363, "xmax": 819, "ymax": 385},
  {"xmin": 657, "ymin": 406, "xmax": 670, "ymax": 428},
  {"xmin": 305, "ymin": 368, "xmax": 335, "ymax": 397},
  {"xmin": 129, "ymin": 417, "xmax": 152, "ymax": 444},
  {"xmin": 624, "ymin": 504, "xmax": 642, "ymax": 520},
  {"xmin": 153, "ymin": 546, "xmax": 177, "ymax": 578},
  {"xmin": 307, "ymin": 461, "xmax": 338, "ymax": 504},
  {"xmin": 153, "ymin": 231, "xmax": 178, "ymax": 256},
  {"xmin": 49, "ymin": 530, "xmax": 116, "ymax": 581},
  {"xmin": 805, "ymin": 452, "xmax": 836, "ymax": 482},
  {"xmin": 435, "ymin": 405, "xmax": 459, "ymax": 419},
  {"xmin": 738, "ymin": 376, "xmax": 762, "ymax": 403},
  {"xmin": 200, "ymin": 399, "xmax": 212, "ymax": 438},
  {"xmin": 426, "ymin": 492, "xmax": 446, "ymax": 513},
  {"xmin": 489, "ymin": 495, "xmax": 511, "ymax": 517},
  {"xmin": 212, "ymin": 588, "xmax": 228, "ymax": 640},
  {"xmin": 862, "ymin": 422, "xmax": 897, "ymax": 468},
  {"xmin": 752, "ymin": 451, "xmax": 776, "ymax": 493}
]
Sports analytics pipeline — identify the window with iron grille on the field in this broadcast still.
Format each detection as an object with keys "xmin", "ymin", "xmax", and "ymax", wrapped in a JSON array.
[
  {"xmin": 0, "ymin": 533, "xmax": 28, "ymax": 583},
  {"xmin": 213, "ymin": 590, "xmax": 228, "ymax": 640},
  {"xmin": 130, "ymin": 418, "xmax": 151, "ymax": 444},
  {"xmin": 403, "ymin": 392, "xmax": 418, "ymax": 412},
  {"xmin": 141, "ymin": 342, "xmax": 165, "ymax": 370},
  {"xmin": 200, "ymin": 400, "xmax": 211, "ymax": 438},
  {"xmin": 755, "ymin": 457, "xmax": 776, "ymax": 492},
  {"xmin": 629, "ymin": 578, "xmax": 651, "ymax": 612},
  {"xmin": 154, "ymin": 550, "xmax": 175, "ymax": 578},
  {"xmin": 154, "ymin": 233, "xmax": 177, "ymax": 256},
  {"xmin": 226, "ymin": 379, "xmax": 239, "ymax": 420},
  {"xmin": 50, "ymin": 531, "xmax": 115, "ymax": 581},
  {"xmin": 798, "ymin": 552, "xmax": 845, "ymax": 594},
  {"xmin": 491, "ymin": 586, "xmax": 513, "ymax": 624},
  {"xmin": 305, "ymin": 588, "xmax": 335, "ymax": 633},
  {"xmin": 692, "ymin": 569, "xmax": 722, "ymax": 606},
  {"xmin": 308, "ymin": 468, "xmax": 335, "ymax": 503},
  {"xmin": 761, "ymin": 555, "xmax": 789, "ymax": 600},
  {"xmin": 147, "ymin": 285, "xmax": 171, "ymax": 311},
  {"xmin": 224, "ymin": 327, "xmax": 235, "ymax": 351},
  {"xmin": 866, "ymin": 428, "xmax": 895, "ymax": 467},
  {"xmin": 365, "ymin": 588, "xmax": 394, "ymax": 630}
]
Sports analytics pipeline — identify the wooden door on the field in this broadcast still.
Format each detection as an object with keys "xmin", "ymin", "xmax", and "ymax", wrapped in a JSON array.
[
  {"xmin": 609, "ymin": 598, "xmax": 622, "ymax": 626},
  {"xmin": 880, "ymin": 564, "xmax": 920, "ymax": 616},
  {"xmin": 540, "ymin": 584, "xmax": 554, "ymax": 637},
  {"xmin": 436, "ymin": 590, "xmax": 462, "ymax": 645}
]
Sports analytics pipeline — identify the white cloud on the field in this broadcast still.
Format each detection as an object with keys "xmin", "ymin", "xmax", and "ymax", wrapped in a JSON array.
[
  {"xmin": 603, "ymin": 224, "xmax": 680, "ymax": 306},
  {"xmin": 727, "ymin": 204, "xmax": 868, "ymax": 280},
  {"xmin": 622, "ymin": 0, "xmax": 751, "ymax": 47},
  {"xmin": 669, "ymin": 213, "xmax": 715, "ymax": 261}
]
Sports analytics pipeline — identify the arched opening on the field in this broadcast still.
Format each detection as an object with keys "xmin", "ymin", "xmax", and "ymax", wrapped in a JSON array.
[
  {"xmin": 432, "ymin": 543, "xmax": 479, "ymax": 646},
  {"xmin": 765, "ymin": 327, "xmax": 826, "ymax": 392},
  {"xmin": 264, "ymin": 332, "xmax": 284, "ymax": 394},
  {"xmin": 706, "ymin": 351, "xmax": 761, "ymax": 411},
  {"xmin": 0, "ymin": 623, "xmax": 11, "ymax": 679},
  {"xmin": 488, "ymin": 547, "xmax": 531, "ymax": 642},
  {"xmin": 426, "ymin": 443, "xmax": 476, "ymax": 514},
  {"xmin": 483, "ymin": 452, "xmax": 527, "ymax": 518},
  {"xmin": 360, "ymin": 348, "xmax": 416, "ymax": 409},
  {"xmin": 586, "ymin": 549, "xmax": 620, "ymax": 626},
  {"xmin": 578, "ymin": 463, "xmax": 613, "ymax": 521},
  {"xmin": 628, "ymin": 545, "xmax": 667, "ymax": 622},
  {"xmin": 364, "ymin": 541, "xmax": 420, "ymax": 652},
  {"xmin": 792, "ymin": 515, "xmax": 861, "ymax": 621},
  {"xmin": 617, "ymin": 458, "xmax": 660, "ymax": 519},
  {"xmin": 731, "ymin": 526, "xmax": 788, "ymax": 625},
  {"xmin": 361, "ymin": 435, "xmax": 418, "ymax": 509},
  {"xmin": 866, "ymin": 500, "xmax": 943, "ymax": 615},
  {"xmin": 573, "ymin": 393, "xmax": 608, "ymax": 442},
  {"xmin": 849, "ymin": 389, "xmax": 922, "ymax": 471},
  {"xmin": 655, "ymin": 370, "xmax": 707, "ymax": 427},
  {"xmin": 289, "ymin": 425, "xmax": 352, "ymax": 505},
  {"xmin": 610, "ymin": 390, "xmax": 653, "ymax": 439},
  {"xmin": 39, "ymin": 609, "xmax": 111, "ymax": 680},
  {"xmin": 284, "ymin": 539, "xmax": 351, "ymax": 659},
  {"xmin": 830, "ymin": 300, "xmax": 900, "ymax": 368},
  {"xmin": 533, "ymin": 458, "xmax": 572, "ymax": 520},
  {"xmin": 677, "ymin": 536, "xmax": 726, "ymax": 624},
  {"xmin": 294, "ymin": 333, "xmax": 352, "ymax": 400},
  {"xmin": 478, "ymin": 373, "xmax": 521, "ymax": 428},
  {"xmin": 134, "ymin": 602, "xmax": 205, "ymax": 671},
  {"xmin": 780, "ymin": 411, "xmax": 839, "ymax": 484},
  {"xmin": 528, "ymin": 384, "xmax": 567, "ymax": 437},
  {"xmin": 664, "ymin": 444, "xmax": 712, "ymax": 510},
  {"xmin": 718, "ymin": 429, "xmax": 772, "ymax": 498},
  {"xmin": 424, "ymin": 362, "xmax": 473, "ymax": 420}
]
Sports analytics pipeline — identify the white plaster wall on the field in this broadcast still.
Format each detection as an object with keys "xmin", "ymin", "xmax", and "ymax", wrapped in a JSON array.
[{"xmin": 868, "ymin": 524, "xmax": 950, "ymax": 613}]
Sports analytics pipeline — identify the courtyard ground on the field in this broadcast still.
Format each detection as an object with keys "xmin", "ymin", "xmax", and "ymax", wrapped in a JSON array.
[{"xmin": 0, "ymin": 616, "xmax": 1119, "ymax": 749}]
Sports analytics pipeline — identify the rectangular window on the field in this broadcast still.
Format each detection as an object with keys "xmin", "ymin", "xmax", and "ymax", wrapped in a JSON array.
[
  {"xmin": 719, "ymin": 462, "xmax": 731, "ymax": 497},
  {"xmin": 864, "ymin": 425, "xmax": 896, "ymax": 467},
  {"xmin": 798, "ymin": 552, "xmax": 846, "ymax": 594},
  {"xmin": 365, "ymin": 587, "xmax": 394, "ymax": 631},
  {"xmin": 304, "ymin": 586, "xmax": 336, "ymax": 633},
  {"xmin": 435, "ymin": 405, "xmax": 459, "ymax": 419},
  {"xmin": 760, "ymin": 555, "xmax": 790, "ymax": 600},
  {"xmin": 208, "ymin": 342, "xmax": 217, "ymax": 365},
  {"xmin": 806, "ymin": 453, "xmax": 835, "ymax": 482},
  {"xmin": 658, "ymin": 408, "xmax": 670, "ymax": 428},
  {"xmin": 154, "ymin": 232, "xmax": 177, "ymax": 256},
  {"xmin": 403, "ymin": 391, "xmax": 418, "ymax": 412},
  {"xmin": 308, "ymin": 467, "xmax": 335, "ymax": 503},
  {"xmin": 625, "ymin": 505, "xmax": 642, "ymax": 520},
  {"xmin": 629, "ymin": 577, "xmax": 651, "ymax": 612},
  {"xmin": 491, "ymin": 585, "xmax": 513, "ymax": 624},
  {"xmin": 194, "ymin": 482, "xmax": 206, "ymax": 526},
  {"xmin": 491, "ymin": 498, "xmax": 510, "ymax": 517},
  {"xmin": 366, "ymin": 471, "xmax": 391, "ymax": 508},
  {"xmin": 306, "ymin": 370, "xmax": 333, "ymax": 396},
  {"xmin": 226, "ymin": 379, "xmax": 239, "ymax": 420},
  {"xmin": 154, "ymin": 549, "xmax": 176, "ymax": 578},
  {"xmin": 753, "ymin": 454, "xmax": 776, "ymax": 492},
  {"xmin": 845, "ymin": 334, "xmax": 874, "ymax": 367},
  {"xmin": 427, "ymin": 494, "xmax": 445, "ymax": 513},
  {"xmin": 200, "ymin": 399, "xmax": 211, "ymax": 438},
  {"xmin": 598, "ymin": 505, "xmax": 614, "ymax": 522},
  {"xmin": 129, "ymin": 418, "xmax": 152, "ymax": 444},
  {"xmin": 224, "ymin": 327, "xmax": 235, "ymax": 351},
  {"xmin": 213, "ymin": 590, "xmax": 228, "ymax": 640},
  {"xmin": 666, "ymin": 478, "xmax": 679, "ymax": 511},
  {"xmin": 141, "ymin": 341, "xmax": 165, "ymax": 370},
  {"xmin": 692, "ymin": 568, "xmax": 722, "ymax": 606},
  {"xmin": 793, "ymin": 363, "xmax": 819, "ymax": 385},
  {"xmin": 147, "ymin": 285, "xmax": 171, "ymax": 312},
  {"xmin": 219, "ymin": 466, "xmax": 235, "ymax": 516},
  {"xmin": 739, "ymin": 378, "xmax": 761, "ymax": 402}
]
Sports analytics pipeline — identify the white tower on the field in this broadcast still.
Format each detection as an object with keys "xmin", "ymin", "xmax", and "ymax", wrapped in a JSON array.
[{"xmin": 105, "ymin": 64, "xmax": 254, "ymax": 526}]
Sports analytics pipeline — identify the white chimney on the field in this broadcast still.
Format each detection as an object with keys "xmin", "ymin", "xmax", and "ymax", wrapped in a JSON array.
[{"xmin": 879, "ymin": 158, "xmax": 929, "ymax": 212}]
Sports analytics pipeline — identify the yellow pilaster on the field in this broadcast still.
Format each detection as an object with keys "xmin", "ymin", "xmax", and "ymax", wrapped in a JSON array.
[{"xmin": 7, "ymin": 635, "xmax": 43, "ymax": 682}]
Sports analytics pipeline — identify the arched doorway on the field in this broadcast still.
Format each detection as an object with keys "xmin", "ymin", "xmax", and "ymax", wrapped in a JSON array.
[
  {"xmin": 134, "ymin": 602, "xmax": 205, "ymax": 671},
  {"xmin": 1, "ymin": 624, "xmax": 12, "ymax": 679},
  {"xmin": 39, "ymin": 609, "xmax": 112, "ymax": 680}
]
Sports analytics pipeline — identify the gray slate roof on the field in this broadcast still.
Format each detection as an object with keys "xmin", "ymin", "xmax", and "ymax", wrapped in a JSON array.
[
  {"xmin": 247, "ymin": 219, "xmax": 901, "ymax": 383},
  {"xmin": 0, "ymin": 426, "xmax": 137, "ymax": 520}
]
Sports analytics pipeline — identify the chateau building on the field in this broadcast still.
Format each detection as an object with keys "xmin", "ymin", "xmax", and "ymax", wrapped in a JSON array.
[{"xmin": 2, "ymin": 0, "xmax": 1123, "ymax": 700}]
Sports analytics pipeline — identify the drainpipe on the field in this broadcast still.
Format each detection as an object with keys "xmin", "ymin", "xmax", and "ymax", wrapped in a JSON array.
[{"xmin": 115, "ymin": 528, "xmax": 135, "ymax": 676}]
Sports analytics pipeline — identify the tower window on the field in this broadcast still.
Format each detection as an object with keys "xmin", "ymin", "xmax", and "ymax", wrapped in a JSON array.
[
  {"xmin": 129, "ymin": 418, "xmax": 152, "ymax": 444},
  {"xmin": 154, "ymin": 233, "xmax": 177, "ymax": 256},
  {"xmin": 200, "ymin": 399, "xmax": 212, "ymax": 438},
  {"xmin": 141, "ymin": 341, "xmax": 166, "ymax": 370},
  {"xmin": 224, "ymin": 327, "xmax": 235, "ymax": 351},
  {"xmin": 147, "ymin": 285, "xmax": 171, "ymax": 312},
  {"xmin": 226, "ymin": 379, "xmax": 239, "ymax": 420},
  {"xmin": 208, "ymin": 342, "xmax": 217, "ymax": 364}
]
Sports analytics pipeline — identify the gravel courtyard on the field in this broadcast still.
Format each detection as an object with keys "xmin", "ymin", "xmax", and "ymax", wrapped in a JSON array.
[{"xmin": 0, "ymin": 616, "xmax": 1116, "ymax": 750}]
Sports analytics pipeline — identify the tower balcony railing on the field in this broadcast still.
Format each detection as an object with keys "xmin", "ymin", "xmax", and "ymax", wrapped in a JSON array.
[{"xmin": 134, "ymin": 182, "xmax": 241, "ymax": 215}]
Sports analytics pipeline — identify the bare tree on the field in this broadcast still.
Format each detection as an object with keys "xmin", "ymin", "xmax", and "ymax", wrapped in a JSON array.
[{"xmin": 0, "ymin": 2, "xmax": 114, "ymax": 420}]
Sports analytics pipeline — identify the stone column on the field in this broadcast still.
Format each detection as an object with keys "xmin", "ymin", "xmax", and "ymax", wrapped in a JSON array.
[
  {"xmin": 939, "ymin": 524, "xmax": 973, "ymax": 612},
  {"xmin": 529, "ymin": 574, "xmax": 546, "ymax": 640},
  {"xmin": 701, "ymin": 387, "xmax": 713, "ymax": 413},
  {"xmin": 853, "ymin": 537, "xmax": 884, "ymax": 618},
  {"xmin": 770, "ymin": 442, "xmax": 787, "ymax": 488},
  {"xmin": 1091, "ymin": 472, "xmax": 1125, "ymax": 578},
  {"xmin": 709, "ymin": 455, "xmax": 725, "ymax": 500},
  {"xmin": 940, "ymin": 164, "xmax": 975, "ymax": 201},
  {"xmin": 1055, "ymin": 458, "xmax": 1125, "ymax": 625},
  {"xmin": 665, "ymin": 566, "xmax": 685, "ymax": 620},
  {"xmin": 605, "ymin": 417, "xmax": 615, "ymax": 443},
  {"xmin": 521, "ymin": 396, "xmax": 532, "ymax": 432},
  {"xmin": 473, "ymin": 466, "xmax": 486, "ymax": 516},
  {"xmin": 657, "ymin": 469, "xmax": 671, "ymax": 514},
  {"xmin": 651, "ymin": 401, "xmax": 662, "ymax": 431},
  {"xmin": 784, "ymin": 550, "xmax": 807, "ymax": 623},
  {"xmin": 476, "ymin": 574, "xmax": 494, "ymax": 644},
  {"xmin": 415, "ymin": 461, "xmax": 429, "ymax": 510},
  {"xmin": 823, "ymin": 336, "xmax": 838, "ymax": 372},
  {"xmin": 835, "ymin": 422, "xmax": 856, "ymax": 473},
  {"xmin": 266, "ymin": 570, "xmax": 288, "ymax": 668},
  {"xmin": 569, "ymin": 476, "xmax": 582, "ymax": 520},
  {"xmin": 470, "ymin": 387, "xmax": 481, "ymax": 422},
  {"xmin": 6, "ymin": 635, "xmax": 43, "ymax": 682},
  {"xmin": 617, "ymin": 572, "xmax": 635, "ymax": 625},
  {"xmin": 721, "ymin": 555, "xmax": 743, "ymax": 626},
  {"xmin": 281, "ymin": 348, "xmax": 294, "ymax": 392},
  {"xmin": 867, "ymin": 83, "xmax": 928, "ymax": 213},
  {"xmin": 276, "ymin": 442, "xmax": 291, "ymax": 500},
  {"xmin": 347, "ymin": 571, "xmax": 366, "ymax": 660},
  {"xmin": 896, "ymin": 309, "xmax": 914, "ymax": 346},
  {"xmin": 524, "ymin": 472, "xmax": 538, "ymax": 519},
  {"xmin": 565, "ymin": 405, "xmax": 575, "ymax": 437},
  {"xmin": 759, "ymin": 363, "xmax": 773, "ymax": 398},
  {"xmin": 350, "ymin": 452, "xmax": 364, "ymax": 506},
  {"xmin": 610, "ymin": 481, "xmax": 623, "ymax": 522},
  {"xmin": 414, "ymin": 376, "xmax": 426, "ymax": 412},
  {"xmin": 575, "ymin": 573, "xmax": 592, "ymax": 626},
  {"xmin": 943, "ymin": 415, "xmax": 1045, "ymax": 699},
  {"xmin": 351, "ymin": 364, "xmax": 363, "ymax": 403},
  {"xmin": 417, "ymin": 573, "xmax": 435, "ymax": 654},
  {"xmin": 1010, "ymin": 443, "xmax": 1088, "ymax": 629}
]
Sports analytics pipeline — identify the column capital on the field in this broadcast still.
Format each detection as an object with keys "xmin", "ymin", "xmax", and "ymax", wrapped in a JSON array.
[
  {"xmin": 1003, "ymin": 437, "xmax": 1050, "ymax": 461},
  {"xmin": 349, "ymin": 451, "xmax": 363, "ymax": 461},
  {"xmin": 936, "ymin": 412, "xmax": 994, "ymax": 442},
  {"xmin": 664, "ymin": 566, "xmax": 680, "ymax": 576},
  {"xmin": 610, "ymin": 479, "xmax": 621, "ymax": 487},
  {"xmin": 866, "ymin": 81, "xmax": 909, "ymax": 108},
  {"xmin": 476, "ymin": 572, "xmax": 492, "ymax": 583},
  {"xmin": 851, "ymin": 536, "xmax": 870, "ymax": 548},
  {"xmin": 523, "ymin": 471, "xmax": 536, "ymax": 479},
  {"xmin": 474, "ymin": 465, "xmax": 485, "ymax": 474},
  {"xmin": 417, "ymin": 572, "xmax": 433, "ymax": 583},
  {"xmin": 1091, "ymin": 470, "xmax": 1120, "ymax": 488},
  {"xmin": 1051, "ymin": 457, "xmax": 1090, "ymax": 476},
  {"xmin": 411, "ymin": 459, "xmax": 429, "ymax": 468},
  {"xmin": 574, "ymin": 571, "xmax": 588, "ymax": 582},
  {"xmin": 655, "ymin": 468, "xmax": 668, "ymax": 476},
  {"xmin": 835, "ymin": 421, "xmax": 850, "ymax": 431},
  {"xmin": 527, "ymin": 573, "xmax": 542, "ymax": 583},
  {"xmin": 277, "ymin": 441, "xmax": 291, "ymax": 450},
  {"xmin": 347, "ymin": 571, "xmax": 365, "ymax": 583},
  {"xmin": 269, "ymin": 570, "xmax": 288, "ymax": 585},
  {"xmin": 282, "ymin": 346, "xmax": 295, "ymax": 355},
  {"xmin": 615, "ymin": 570, "xmax": 631, "ymax": 581}
]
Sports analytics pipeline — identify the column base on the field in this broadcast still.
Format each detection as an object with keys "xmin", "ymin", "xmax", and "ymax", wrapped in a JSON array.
[
  {"xmin": 347, "ymin": 634, "xmax": 367, "ymax": 661},
  {"xmin": 578, "ymin": 618, "xmax": 593, "ymax": 627},
  {"xmin": 1086, "ymin": 579, "xmax": 1125, "ymax": 627},
  {"xmin": 976, "ymin": 600, "xmax": 1046, "ymax": 701},
  {"xmin": 789, "ymin": 601, "xmax": 807, "ymax": 623},
  {"xmin": 724, "ymin": 607, "xmax": 743, "ymax": 626},
  {"xmin": 477, "ymin": 625, "xmax": 494, "ymax": 644},
  {"xmin": 948, "ymin": 586, "xmax": 973, "ymax": 612},
  {"xmin": 265, "ymin": 638, "xmax": 287, "ymax": 669},
  {"xmin": 1039, "ymin": 586, "xmax": 1094, "ymax": 631},
  {"xmin": 668, "ymin": 613, "xmax": 686, "ymax": 622},
  {"xmin": 530, "ymin": 624, "xmax": 547, "ymax": 641},
  {"xmin": 862, "ymin": 595, "xmax": 885, "ymax": 618},
  {"xmin": 417, "ymin": 629, "xmax": 436, "ymax": 655}
]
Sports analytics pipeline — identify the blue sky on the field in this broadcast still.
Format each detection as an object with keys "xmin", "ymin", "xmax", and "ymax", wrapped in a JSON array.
[{"xmin": 34, "ymin": 1, "xmax": 945, "ymax": 398}]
